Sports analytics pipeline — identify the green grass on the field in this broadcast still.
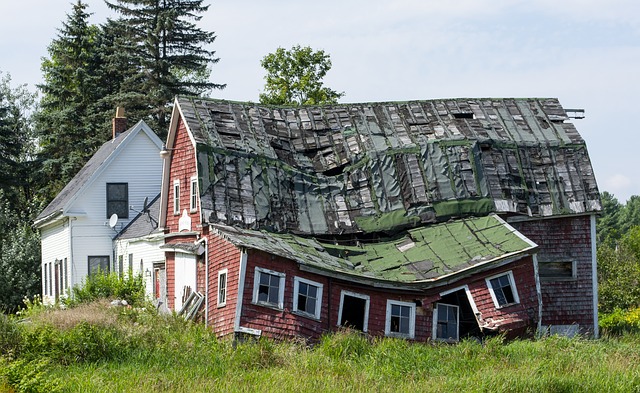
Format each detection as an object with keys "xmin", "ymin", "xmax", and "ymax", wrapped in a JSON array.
[{"xmin": 3, "ymin": 303, "xmax": 640, "ymax": 392}]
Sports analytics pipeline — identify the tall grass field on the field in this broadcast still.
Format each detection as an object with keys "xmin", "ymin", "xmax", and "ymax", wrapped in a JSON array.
[{"xmin": 2, "ymin": 299, "xmax": 640, "ymax": 393}]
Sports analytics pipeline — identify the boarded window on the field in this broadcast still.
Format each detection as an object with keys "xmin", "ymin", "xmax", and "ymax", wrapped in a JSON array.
[{"xmin": 539, "ymin": 261, "xmax": 576, "ymax": 280}]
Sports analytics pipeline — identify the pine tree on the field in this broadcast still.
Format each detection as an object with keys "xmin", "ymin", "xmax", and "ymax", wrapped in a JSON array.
[
  {"xmin": 105, "ymin": 0, "xmax": 225, "ymax": 133},
  {"xmin": 36, "ymin": 1, "xmax": 105, "ymax": 201}
]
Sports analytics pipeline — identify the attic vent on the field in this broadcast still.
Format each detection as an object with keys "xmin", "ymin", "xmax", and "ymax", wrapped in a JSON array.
[{"xmin": 453, "ymin": 113, "xmax": 474, "ymax": 119}]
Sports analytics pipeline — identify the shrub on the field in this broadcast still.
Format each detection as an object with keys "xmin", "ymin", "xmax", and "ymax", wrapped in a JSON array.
[
  {"xmin": 600, "ymin": 308, "xmax": 640, "ymax": 335},
  {"xmin": 67, "ymin": 271, "xmax": 146, "ymax": 307},
  {"xmin": 0, "ymin": 357, "xmax": 62, "ymax": 393},
  {"xmin": 0, "ymin": 314, "xmax": 21, "ymax": 359}
]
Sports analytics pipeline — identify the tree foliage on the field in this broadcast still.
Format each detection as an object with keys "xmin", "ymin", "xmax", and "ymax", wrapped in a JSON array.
[
  {"xmin": 259, "ymin": 45, "xmax": 344, "ymax": 106},
  {"xmin": 598, "ymin": 226, "xmax": 640, "ymax": 314},
  {"xmin": 105, "ymin": 0, "xmax": 225, "ymax": 132}
]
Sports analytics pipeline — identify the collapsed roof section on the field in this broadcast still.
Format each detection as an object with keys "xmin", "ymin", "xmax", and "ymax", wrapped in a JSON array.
[
  {"xmin": 211, "ymin": 214, "xmax": 537, "ymax": 289},
  {"xmin": 177, "ymin": 97, "xmax": 600, "ymax": 235}
]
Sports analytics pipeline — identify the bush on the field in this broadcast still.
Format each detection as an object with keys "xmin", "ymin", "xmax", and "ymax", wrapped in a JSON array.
[
  {"xmin": 0, "ymin": 314, "xmax": 21, "ymax": 359},
  {"xmin": 0, "ymin": 357, "xmax": 62, "ymax": 393},
  {"xmin": 67, "ymin": 271, "xmax": 146, "ymax": 307},
  {"xmin": 600, "ymin": 308, "xmax": 640, "ymax": 335}
]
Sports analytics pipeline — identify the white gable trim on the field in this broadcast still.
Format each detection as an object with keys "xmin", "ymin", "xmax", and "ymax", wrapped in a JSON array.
[{"xmin": 62, "ymin": 121, "xmax": 162, "ymax": 215}]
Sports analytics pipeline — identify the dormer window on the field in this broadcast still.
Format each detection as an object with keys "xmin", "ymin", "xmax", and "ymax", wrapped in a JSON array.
[{"xmin": 107, "ymin": 183, "xmax": 128, "ymax": 219}]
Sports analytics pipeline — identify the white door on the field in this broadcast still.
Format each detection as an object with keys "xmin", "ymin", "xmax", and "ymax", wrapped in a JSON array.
[{"xmin": 174, "ymin": 252, "xmax": 196, "ymax": 311}]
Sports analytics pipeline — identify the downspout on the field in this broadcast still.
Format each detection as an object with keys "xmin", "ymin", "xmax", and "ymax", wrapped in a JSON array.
[
  {"xmin": 68, "ymin": 217, "xmax": 75, "ymax": 295},
  {"xmin": 532, "ymin": 254, "xmax": 543, "ymax": 336},
  {"xmin": 591, "ymin": 214, "xmax": 599, "ymax": 339},
  {"xmin": 234, "ymin": 248, "xmax": 248, "ymax": 333}
]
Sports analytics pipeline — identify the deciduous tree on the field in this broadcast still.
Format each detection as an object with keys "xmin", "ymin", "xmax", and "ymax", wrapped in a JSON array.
[{"xmin": 259, "ymin": 45, "xmax": 344, "ymax": 106}]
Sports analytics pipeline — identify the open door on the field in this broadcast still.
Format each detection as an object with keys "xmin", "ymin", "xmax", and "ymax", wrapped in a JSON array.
[{"xmin": 153, "ymin": 262, "xmax": 168, "ymax": 313}]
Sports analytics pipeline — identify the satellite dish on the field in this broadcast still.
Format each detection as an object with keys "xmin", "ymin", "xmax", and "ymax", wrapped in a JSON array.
[
  {"xmin": 142, "ymin": 196, "xmax": 149, "ymax": 213},
  {"xmin": 108, "ymin": 214, "xmax": 118, "ymax": 228}
]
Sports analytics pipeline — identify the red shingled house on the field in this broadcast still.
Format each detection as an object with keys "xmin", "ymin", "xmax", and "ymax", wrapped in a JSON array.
[{"xmin": 157, "ymin": 97, "xmax": 600, "ymax": 341}]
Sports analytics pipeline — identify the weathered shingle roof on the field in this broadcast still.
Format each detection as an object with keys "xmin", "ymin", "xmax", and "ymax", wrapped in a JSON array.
[
  {"xmin": 34, "ymin": 121, "xmax": 160, "ymax": 227},
  {"xmin": 212, "ymin": 214, "xmax": 536, "ymax": 287},
  {"xmin": 178, "ymin": 97, "xmax": 600, "ymax": 235}
]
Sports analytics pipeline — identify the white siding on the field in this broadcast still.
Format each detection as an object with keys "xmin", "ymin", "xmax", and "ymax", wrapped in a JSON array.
[
  {"xmin": 114, "ymin": 237, "xmax": 165, "ymax": 298},
  {"xmin": 39, "ymin": 127, "xmax": 163, "ymax": 302},
  {"xmin": 40, "ymin": 220, "xmax": 70, "ymax": 304}
]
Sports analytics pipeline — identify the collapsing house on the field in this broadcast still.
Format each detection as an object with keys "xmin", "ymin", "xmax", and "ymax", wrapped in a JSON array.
[{"xmin": 158, "ymin": 96, "xmax": 601, "ymax": 341}]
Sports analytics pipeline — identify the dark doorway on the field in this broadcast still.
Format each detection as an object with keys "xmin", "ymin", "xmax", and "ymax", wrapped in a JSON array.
[
  {"xmin": 439, "ymin": 289, "xmax": 482, "ymax": 339},
  {"xmin": 339, "ymin": 293, "xmax": 368, "ymax": 331}
]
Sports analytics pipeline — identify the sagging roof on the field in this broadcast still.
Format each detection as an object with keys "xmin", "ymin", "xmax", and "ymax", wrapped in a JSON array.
[
  {"xmin": 177, "ymin": 97, "xmax": 600, "ymax": 235},
  {"xmin": 211, "ymin": 214, "xmax": 537, "ymax": 288},
  {"xmin": 115, "ymin": 194, "xmax": 161, "ymax": 240},
  {"xmin": 34, "ymin": 121, "xmax": 161, "ymax": 227}
]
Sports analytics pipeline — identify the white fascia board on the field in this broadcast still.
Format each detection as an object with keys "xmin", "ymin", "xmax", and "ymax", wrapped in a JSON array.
[{"xmin": 64, "ymin": 121, "xmax": 160, "ymax": 212}]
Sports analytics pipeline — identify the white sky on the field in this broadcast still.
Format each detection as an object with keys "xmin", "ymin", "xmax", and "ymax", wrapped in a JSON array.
[{"xmin": 2, "ymin": 0, "xmax": 639, "ymax": 203}]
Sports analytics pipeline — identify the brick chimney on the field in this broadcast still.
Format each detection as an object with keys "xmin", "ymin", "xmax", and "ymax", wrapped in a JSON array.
[{"xmin": 112, "ymin": 107, "xmax": 127, "ymax": 139}]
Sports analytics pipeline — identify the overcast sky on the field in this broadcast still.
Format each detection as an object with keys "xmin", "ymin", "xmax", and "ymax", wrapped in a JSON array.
[{"xmin": 2, "ymin": 0, "xmax": 639, "ymax": 203}]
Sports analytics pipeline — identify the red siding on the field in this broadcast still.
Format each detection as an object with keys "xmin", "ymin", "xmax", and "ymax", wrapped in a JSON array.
[
  {"xmin": 512, "ymin": 216, "xmax": 596, "ymax": 334},
  {"xmin": 166, "ymin": 117, "xmax": 201, "ymax": 233},
  {"xmin": 206, "ymin": 232, "xmax": 242, "ymax": 337},
  {"xmin": 232, "ymin": 250, "xmax": 538, "ymax": 341}
]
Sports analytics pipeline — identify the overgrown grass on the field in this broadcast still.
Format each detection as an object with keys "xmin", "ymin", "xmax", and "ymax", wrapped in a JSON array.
[{"xmin": 3, "ymin": 301, "xmax": 640, "ymax": 392}]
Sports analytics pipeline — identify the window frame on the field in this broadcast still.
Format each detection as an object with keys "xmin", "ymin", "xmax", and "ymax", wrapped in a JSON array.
[
  {"xmin": 88, "ymin": 255, "xmax": 110, "ymax": 276},
  {"xmin": 293, "ymin": 277, "xmax": 323, "ymax": 320},
  {"xmin": 173, "ymin": 180, "xmax": 180, "ymax": 215},
  {"xmin": 486, "ymin": 271, "xmax": 520, "ymax": 309},
  {"xmin": 190, "ymin": 176, "xmax": 198, "ymax": 212},
  {"xmin": 252, "ymin": 267, "xmax": 285, "ymax": 310},
  {"xmin": 217, "ymin": 269, "xmax": 228, "ymax": 307},
  {"xmin": 433, "ymin": 302, "xmax": 459, "ymax": 342},
  {"xmin": 106, "ymin": 182, "xmax": 129, "ymax": 219},
  {"xmin": 337, "ymin": 290, "xmax": 370, "ymax": 333},
  {"xmin": 539, "ymin": 260, "xmax": 577, "ymax": 281},
  {"xmin": 385, "ymin": 299, "xmax": 416, "ymax": 339}
]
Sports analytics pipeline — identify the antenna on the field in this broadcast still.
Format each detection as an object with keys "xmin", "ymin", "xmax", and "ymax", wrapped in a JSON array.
[
  {"xmin": 142, "ymin": 196, "xmax": 149, "ymax": 213},
  {"xmin": 108, "ymin": 214, "xmax": 118, "ymax": 229}
]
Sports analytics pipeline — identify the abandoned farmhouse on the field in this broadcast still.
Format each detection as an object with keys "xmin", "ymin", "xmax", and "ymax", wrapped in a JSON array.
[{"xmin": 36, "ymin": 96, "xmax": 601, "ymax": 342}]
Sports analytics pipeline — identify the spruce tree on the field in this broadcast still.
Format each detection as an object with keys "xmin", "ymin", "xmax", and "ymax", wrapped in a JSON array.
[
  {"xmin": 36, "ymin": 1, "xmax": 105, "ymax": 201},
  {"xmin": 105, "ymin": 0, "xmax": 225, "ymax": 133}
]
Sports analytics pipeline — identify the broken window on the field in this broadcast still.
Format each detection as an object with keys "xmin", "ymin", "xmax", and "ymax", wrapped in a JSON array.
[
  {"xmin": 252, "ymin": 267, "xmax": 285, "ymax": 309},
  {"xmin": 293, "ymin": 277, "xmax": 323, "ymax": 319},
  {"xmin": 434, "ymin": 303, "xmax": 459, "ymax": 342},
  {"xmin": 338, "ymin": 291, "xmax": 370, "ymax": 332},
  {"xmin": 486, "ymin": 271, "xmax": 520, "ymax": 308},
  {"xmin": 218, "ymin": 269, "xmax": 228, "ymax": 307},
  {"xmin": 385, "ymin": 300, "xmax": 415, "ymax": 339},
  {"xmin": 539, "ymin": 261, "xmax": 576, "ymax": 281}
]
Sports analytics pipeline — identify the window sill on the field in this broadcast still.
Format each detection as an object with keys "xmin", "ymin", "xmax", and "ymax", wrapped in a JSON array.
[
  {"xmin": 217, "ymin": 303, "xmax": 226, "ymax": 308},
  {"xmin": 292, "ymin": 310, "xmax": 320, "ymax": 321},
  {"xmin": 252, "ymin": 301, "xmax": 283, "ymax": 312},
  {"xmin": 495, "ymin": 302, "xmax": 520, "ymax": 310}
]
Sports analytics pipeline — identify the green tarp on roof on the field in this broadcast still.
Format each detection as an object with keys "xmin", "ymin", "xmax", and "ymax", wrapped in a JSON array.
[{"xmin": 212, "ymin": 214, "xmax": 537, "ymax": 287}]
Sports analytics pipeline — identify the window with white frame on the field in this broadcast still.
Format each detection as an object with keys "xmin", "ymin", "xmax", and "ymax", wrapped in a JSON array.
[
  {"xmin": 43, "ymin": 262, "xmax": 48, "ymax": 296},
  {"xmin": 338, "ymin": 291, "xmax": 370, "ymax": 332},
  {"xmin": 89, "ymin": 256, "xmax": 110, "ymax": 276},
  {"xmin": 190, "ymin": 176, "xmax": 198, "ymax": 212},
  {"xmin": 385, "ymin": 300, "xmax": 416, "ymax": 339},
  {"xmin": 486, "ymin": 271, "xmax": 520, "ymax": 308},
  {"xmin": 173, "ymin": 180, "xmax": 180, "ymax": 215},
  {"xmin": 434, "ymin": 303, "xmax": 459, "ymax": 342},
  {"xmin": 293, "ymin": 277, "xmax": 323, "ymax": 319},
  {"xmin": 218, "ymin": 269, "xmax": 228, "ymax": 307},
  {"xmin": 252, "ymin": 267, "xmax": 285, "ymax": 309}
]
